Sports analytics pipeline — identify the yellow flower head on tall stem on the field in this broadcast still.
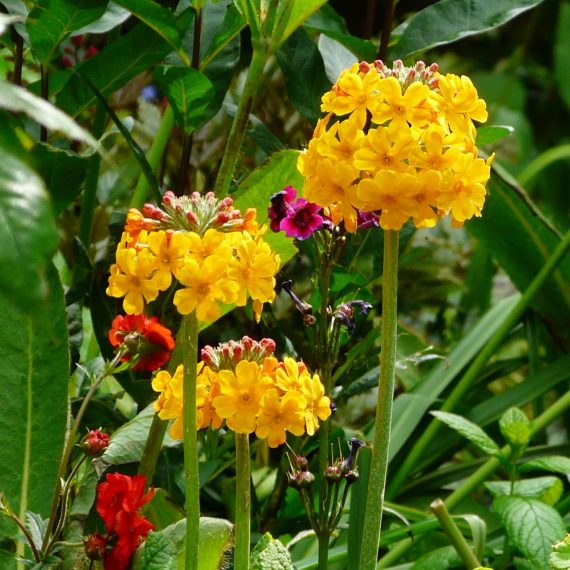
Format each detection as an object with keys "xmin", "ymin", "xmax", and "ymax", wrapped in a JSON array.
[
  {"xmin": 147, "ymin": 230, "xmax": 191, "ymax": 290},
  {"xmin": 300, "ymin": 373, "xmax": 331, "ymax": 436},
  {"xmin": 152, "ymin": 365, "xmax": 185, "ymax": 439}
]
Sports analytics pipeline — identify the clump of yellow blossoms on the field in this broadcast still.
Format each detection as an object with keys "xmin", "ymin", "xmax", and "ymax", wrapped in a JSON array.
[
  {"xmin": 298, "ymin": 59, "xmax": 494, "ymax": 231},
  {"xmin": 152, "ymin": 336, "xmax": 332, "ymax": 447},
  {"xmin": 106, "ymin": 191, "xmax": 280, "ymax": 320}
]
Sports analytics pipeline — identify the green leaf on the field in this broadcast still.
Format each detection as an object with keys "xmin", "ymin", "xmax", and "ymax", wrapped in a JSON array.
[
  {"xmin": 550, "ymin": 534, "xmax": 570, "ymax": 570},
  {"xmin": 154, "ymin": 66, "xmax": 215, "ymax": 135},
  {"xmin": 0, "ymin": 79, "xmax": 98, "ymax": 148},
  {"xmin": 391, "ymin": 0, "xmax": 547, "ymax": 59},
  {"xmin": 103, "ymin": 405, "xmax": 179, "ymax": 465},
  {"xmin": 25, "ymin": 512, "xmax": 47, "ymax": 552},
  {"xmin": 467, "ymin": 166, "xmax": 570, "ymax": 348},
  {"xmin": 0, "ymin": 13, "xmax": 22, "ymax": 35},
  {"xmin": 555, "ymin": 2, "xmax": 570, "ymax": 110},
  {"xmin": 431, "ymin": 411, "xmax": 500, "ymax": 455},
  {"xmin": 499, "ymin": 407, "xmax": 532, "ymax": 448},
  {"xmin": 389, "ymin": 294, "xmax": 520, "ymax": 460},
  {"xmin": 276, "ymin": 28, "xmax": 331, "ymax": 124},
  {"xmin": 0, "ymin": 147, "xmax": 59, "ymax": 309},
  {"xmin": 113, "ymin": 0, "xmax": 190, "ymax": 65},
  {"xmin": 486, "ymin": 476, "xmax": 564, "ymax": 505},
  {"xmin": 250, "ymin": 533, "xmax": 294, "ymax": 570},
  {"xmin": 317, "ymin": 34, "xmax": 357, "ymax": 83},
  {"xmin": 476, "ymin": 125, "xmax": 514, "ymax": 146},
  {"xmin": 233, "ymin": 149, "xmax": 301, "ymax": 265},
  {"xmin": 75, "ymin": 2, "xmax": 131, "ymax": 34},
  {"xmin": 520, "ymin": 456, "xmax": 570, "ymax": 476},
  {"xmin": 133, "ymin": 517, "xmax": 233, "ymax": 570},
  {"xmin": 0, "ymin": 265, "xmax": 68, "ymax": 550},
  {"xmin": 455, "ymin": 514, "xmax": 487, "ymax": 561},
  {"xmin": 271, "ymin": 0, "xmax": 328, "ymax": 49},
  {"xmin": 494, "ymin": 496, "xmax": 566, "ymax": 568},
  {"xmin": 26, "ymin": 0, "xmax": 108, "ymax": 64},
  {"xmin": 410, "ymin": 545, "xmax": 460, "ymax": 570},
  {"xmin": 31, "ymin": 144, "xmax": 88, "ymax": 215}
]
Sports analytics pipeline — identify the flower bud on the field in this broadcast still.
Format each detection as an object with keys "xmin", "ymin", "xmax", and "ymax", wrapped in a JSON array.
[
  {"xmin": 80, "ymin": 429, "xmax": 110, "ymax": 457},
  {"xmin": 344, "ymin": 469, "xmax": 360, "ymax": 485},
  {"xmin": 324, "ymin": 465, "xmax": 343, "ymax": 482},
  {"xmin": 84, "ymin": 533, "xmax": 107, "ymax": 561}
]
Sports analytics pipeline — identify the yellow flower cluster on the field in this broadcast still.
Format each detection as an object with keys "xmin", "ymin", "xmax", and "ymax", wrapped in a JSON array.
[
  {"xmin": 106, "ymin": 192, "xmax": 280, "ymax": 321},
  {"xmin": 298, "ymin": 60, "xmax": 494, "ymax": 231},
  {"xmin": 152, "ymin": 356, "xmax": 331, "ymax": 448}
]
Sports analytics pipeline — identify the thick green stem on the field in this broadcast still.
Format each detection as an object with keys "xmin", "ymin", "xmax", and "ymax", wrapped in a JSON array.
[
  {"xmin": 213, "ymin": 44, "xmax": 266, "ymax": 196},
  {"xmin": 430, "ymin": 499, "xmax": 480, "ymax": 569},
  {"xmin": 318, "ymin": 533, "xmax": 330, "ymax": 570},
  {"xmin": 79, "ymin": 102, "xmax": 107, "ymax": 247},
  {"xmin": 235, "ymin": 433, "xmax": 251, "ymax": 570},
  {"xmin": 138, "ymin": 413, "xmax": 168, "ymax": 484},
  {"xmin": 388, "ymin": 226, "xmax": 570, "ymax": 499},
  {"xmin": 130, "ymin": 105, "xmax": 175, "ymax": 209},
  {"xmin": 182, "ymin": 313, "xmax": 200, "ymax": 570},
  {"xmin": 359, "ymin": 230, "xmax": 399, "ymax": 569}
]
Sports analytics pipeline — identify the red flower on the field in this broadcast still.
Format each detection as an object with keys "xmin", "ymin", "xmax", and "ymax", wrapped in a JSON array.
[
  {"xmin": 84, "ymin": 532, "xmax": 107, "ymax": 561},
  {"xmin": 80, "ymin": 429, "xmax": 110, "ymax": 457},
  {"xmin": 96, "ymin": 473, "xmax": 154, "ymax": 570},
  {"xmin": 108, "ymin": 314, "xmax": 175, "ymax": 372}
]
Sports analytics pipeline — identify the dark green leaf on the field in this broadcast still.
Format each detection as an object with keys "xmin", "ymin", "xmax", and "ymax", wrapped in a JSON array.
[
  {"xmin": 391, "ymin": 0, "xmax": 547, "ymax": 59},
  {"xmin": 317, "ymin": 34, "xmax": 357, "ymax": 83},
  {"xmin": 431, "ymin": 411, "xmax": 500, "ymax": 455},
  {"xmin": 113, "ymin": 0, "xmax": 190, "ymax": 65},
  {"xmin": 26, "ymin": 0, "xmax": 108, "ymax": 64},
  {"xmin": 467, "ymin": 166, "xmax": 570, "ymax": 348},
  {"xmin": 476, "ymin": 125, "xmax": 514, "ymax": 146},
  {"xmin": 554, "ymin": 1, "xmax": 570, "ymax": 110},
  {"xmin": 31, "ymin": 145, "xmax": 87, "ymax": 215},
  {"xmin": 0, "ymin": 147, "xmax": 59, "ymax": 309},
  {"xmin": 486, "ymin": 476, "xmax": 564, "ymax": 505},
  {"xmin": 520, "ymin": 456, "xmax": 570, "ymax": 476},
  {"xmin": 0, "ymin": 265, "xmax": 68, "ymax": 549},
  {"xmin": 494, "ymin": 496, "xmax": 566, "ymax": 568},
  {"xmin": 276, "ymin": 28, "xmax": 331, "ymax": 124},
  {"xmin": 154, "ymin": 66, "xmax": 214, "ymax": 135},
  {"xmin": 410, "ymin": 545, "xmax": 460, "ymax": 570},
  {"xmin": 75, "ymin": 2, "xmax": 131, "ymax": 34},
  {"xmin": 499, "ymin": 407, "xmax": 532, "ymax": 447}
]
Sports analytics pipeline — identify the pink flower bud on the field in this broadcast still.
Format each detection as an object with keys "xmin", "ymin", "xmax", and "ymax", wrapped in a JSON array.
[
  {"xmin": 71, "ymin": 35, "xmax": 84, "ymax": 47},
  {"xmin": 260, "ymin": 338, "xmax": 276, "ymax": 353},
  {"xmin": 80, "ymin": 429, "xmax": 110, "ymax": 457},
  {"xmin": 359, "ymin": 61, "xmax": 371, "ymax": 74}
]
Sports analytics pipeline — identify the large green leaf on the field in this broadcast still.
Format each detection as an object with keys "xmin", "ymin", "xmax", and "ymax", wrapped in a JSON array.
[
  {"xmin": 555, "ymin": 1, "xmax": 570, "ymax": 111},
  {"xmin": 431, "ymin": 411, "xmax": 500, "ymax": 455},
  {"xmin": 26, "ymin": 0, "xmax": 108, "ymax": 64},
  {"xmin": 154, "ymin": 66, "xmax": 215, "ymax": 135},
  {"xmin": 467, "ymin": 166, "xmax": 570, "ymax": 347},
  {"xmin": 54, "ymin": 14, "xmax": 192, "ymax": 117},
  {"xmin": 0, "ymin": 79, "xmax": 98, "ymax": 148},
  {"xmin": 520, "ymin": 456, "xmax": 570, "ymax": 475},
  {"xmin": 75, "ymin": 2, "xmax": 131, "ymax": 34},
  {"xmin": 0, "ymin": 148, "xmax": 59, "ymax": 309},
  {"xmin": 494, "ymin": 496, "xmax": 566, "ymax": 568},
  {"xmin": 270, "ymin": 0, "xmax": 328, "ymax": 49},
  {"xmin": 487, "ymin": 476, "xmax": 564, "ymax": 505},
  {"xmin": 0, "ymin": 265, "xmax": 68, "ymax": 551},
  {"xmin": 250, "ymin": 533, "xmax": 294, "ymax": 570},
  {"xmin": 113, "ymin": 0, "xmax": 190, "ymax": 65},
  {"xmin": 318, "ymin": 34, "xmax": 357, "ymax": 83},
  {"xmin": 233, "ymin": 149, "xmax": 302, "ymax": 265},
  {"xmin": 391, "ymin": 0, "xmax": 547, "ymax": 59}
]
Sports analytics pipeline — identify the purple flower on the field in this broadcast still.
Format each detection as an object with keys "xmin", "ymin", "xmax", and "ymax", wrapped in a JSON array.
[
  {"xmin": 280, "ymin": 198, "xmax": 324, "ymax": 239},
  {"xmin": 268, "ymin": 186, "xmax": 297, "ymax": 232},
  {"xmin": 356, "ymin": 210, "xmax": 379, "ymax": 230}
]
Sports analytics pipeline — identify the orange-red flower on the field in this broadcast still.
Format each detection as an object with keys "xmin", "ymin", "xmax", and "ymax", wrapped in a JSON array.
[{"xmin": 108, "ymin": 314, "xmax": 175, "ymax": 372}]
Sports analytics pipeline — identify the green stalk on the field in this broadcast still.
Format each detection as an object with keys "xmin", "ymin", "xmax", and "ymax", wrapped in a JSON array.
[
  {"xmin": 430, "ymin": 499, "xmax": 480, "ymax": 569},
  {"xmin": 138, "ymin": 413, "xmax": 168, "ymax": 484},
  {"xmin": 388, "ymin": 226, "xmax": 570, "ymax": 499},
  {"xmin": 213, "ymin": 43, "xmax": 266, "ymax": 196},
  {"xmin": 235, "ymin": 433, "xmax": 251, "ymax": 570},
  {"xmin": 79, "ymin": 101, "xmax": 107, "ymax": 247},
  {"xmin": 359, "ymin": 230, "xmax": 400, "ymax": 569},
  {"xmin": 130, "ymin": 105, "xmax": 175, "ymax": 209},
  {"xmin": 181, "ymin": 313, "xmax": 200, "ymax": 570}
]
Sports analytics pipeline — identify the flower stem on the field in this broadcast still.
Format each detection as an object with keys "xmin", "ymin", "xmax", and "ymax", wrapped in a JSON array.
[
  {"xmin": 138, "ymin": 413, "xmax": 168, "ymax": 485},
  {"xmin": 430, "ymin": 499, "xmax": 480, "ymax": 569},
  {"xmin": 235, "ymin": 433, "xmax": 251, "ymax": 570},
  {"xmin": 181, "ymin": 312, "xmax": 200, "ymax": 570},
  {"xmin": 213, "ymin": 43, "xmax": 266, "ymax": 196},
  {"xmin": 359, "ymin": 230, "xmax": 399, "ymax": 569}
]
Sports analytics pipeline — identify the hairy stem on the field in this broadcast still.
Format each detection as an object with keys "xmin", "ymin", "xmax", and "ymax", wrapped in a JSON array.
[{"xmin": 234, "ymin": 433, "xmax": 251, "ymax": 570}]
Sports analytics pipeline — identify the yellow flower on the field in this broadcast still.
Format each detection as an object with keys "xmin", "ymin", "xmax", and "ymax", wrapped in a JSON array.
[
  {"xmin": 152, "ymin": 365, "xmax": 184, "ymax": 439},
  {"xmin": 174, "ymin": 256, "xmax": 239, "ymax": 322},
  {"xmin": 411, "ymin": 169, "xmax": 442, "ymax": 228},
  {"xmin": 229, "ymin": 232, "xmax": 280, "ymax": 307},
  {"xmin": 106, "ymin": 247, "xmax": 161, "ymax": 315},
  {"xmin": 275, "ymin": 356, "xmax": 307, "ymax": 392},
  {"xmin": 316, "ymin": 115, "xmax": 365, "ymax": 164},
  {"xmin": 182, "ymin": 229, "xmax": 233, "ymax": 268},
  {"xmin": 212, "ymin": 360, "xmax": 273, "ymax": 434},
  {"xmin": 197, "ymin": 366, "xmax": 223, "ymax": 430},
  {"xmin": 300, "ymin": 373, "xmax": 331, "ymax": 436},
  {"xmin": 147, "ymin": 230, "xmax": 190, "ymax": 290},
  {"xmin": 410, "ymin": 125, "xmax": 460, "ymax": 172},
  {"xmin": 255, "ymin": 389, "xmax": 306, "ymax": 448}
]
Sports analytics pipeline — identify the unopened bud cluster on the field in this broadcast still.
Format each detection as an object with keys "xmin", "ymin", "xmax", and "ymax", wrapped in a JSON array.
[{"xmin": 201, "ymin": 336, "xmax": 277, "ymax": 372}]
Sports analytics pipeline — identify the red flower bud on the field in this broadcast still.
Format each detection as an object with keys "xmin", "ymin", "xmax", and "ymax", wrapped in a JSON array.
[
  {"xmin": 84, "ymin": 533, "xmax": 107, "ymax": 561},
  {"xmin": 71, "ymin": 34, "xmax": 84, "ymax": 47},
  {"xmin": 80, "ymin": 429, "xmax": 110, "ymax": 457}
]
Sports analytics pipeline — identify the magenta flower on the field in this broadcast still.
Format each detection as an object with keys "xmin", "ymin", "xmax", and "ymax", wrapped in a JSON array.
[
  {"xmin": 280, "ymin": 198, "xmax": 324, "ymax": 239},
  {"xmin": 268, "ymin": 186, "xmax": 297, "ymax": 232}
]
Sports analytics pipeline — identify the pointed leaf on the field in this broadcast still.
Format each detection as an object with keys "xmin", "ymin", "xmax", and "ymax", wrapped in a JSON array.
[
  {"xmin": 499, "ymin": 407, "xmax": 532, "ymax": 447},
  {"xmin": 520, "ymin": 456, "xmax": 570, "ymax": 475},
  {"xmin": 317, "ymin": 34, "xmax": 357, "ymax": 83},
  {"xmin": 391, "ymin": 0, "xmax": 547, "ymax": 59},
  {"xmin": 476, "ymin": 125, "xmax": 514, "ymax": 146},
  {"xmin": 494, "ymin": 496, "xmax": 566, "ymax": 568},
  {"xmin": 271, "ymin": 0, "xmax": 328, "ymax": 48},
  {"xmin": 75, "ymin": 2, "xmax": 131, "ymax": 34},
  {"xmin": 431, "ymin": 411, "xmax": 500, "ymax": 455}
]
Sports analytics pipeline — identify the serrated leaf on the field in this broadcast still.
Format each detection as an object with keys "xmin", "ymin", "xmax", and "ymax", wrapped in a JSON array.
[
  {"xmin": 250, "ymin": 532, "xmax": 294, "ymax": 570},
  {"xmin": 431, "ymin": 411, "xmax": 500, "ymax": 455},
  {"xmin": 494, "ymin": 496, "xmax": 566, "ymax": 568},
  {"xmin": 0, "ymin": 80, "xmax": 98, "ymax": 148},
  {"xmin": 486, "ymin": 476, "xmax": 564, "ymax": 505},
  {"xmin": 154, "ymin": 66, "xmax": 214, "ymax": 135},
  {"xmin": 26, "ymin": 0, "xmax": 107, "ymax": 64},
  {"xmin": 0, "ymin": 147, "xmax": 59, "ymax": 309},
  {"xmin": 0, "ymin": 265, "xmax": 68, "ymax": 553},
  {"xmin": 391, "ymin": 0, "xmax": 547, "ymax": 59},
  {"xmin": 103, "ymin": 405, "xmax": 179, "ymax": 465},
  {"xmin": 520, "ymin": 456, "xmax": 570, "ymax": 476},
  {"xmin": 476, "ymin": 125, "xmax": 514, "ymax": 146},
  {"xmin": 25, "ymin": 512, "xmax": 47, "ymax": 552},
  {"xmin": 550, "ymin": 534, "xmax": 570, "ymax": 569},
  {"xmin": 499, "ymin": 407, "xmax": 531, "ymax": 447}
]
